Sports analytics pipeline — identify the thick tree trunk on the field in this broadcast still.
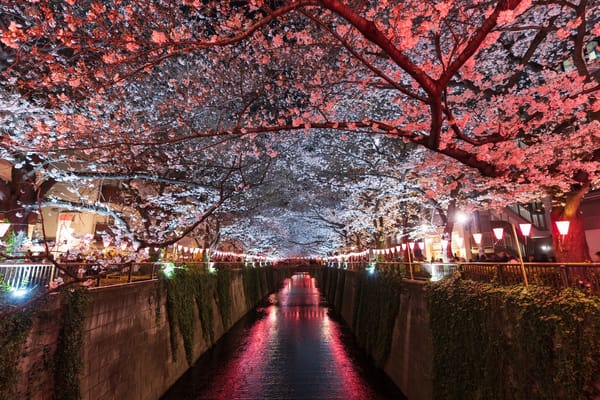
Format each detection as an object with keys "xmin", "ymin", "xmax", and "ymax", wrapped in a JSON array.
[
  {"xmin": 0, "ymin": 168, "xmax": 37, "ymax": 237},
  {"xmin": 551, "ymin": 186, "xmax": 591, "ymax": 262},
  {"xmin": 444, "ymin": 201, "xmax": 457, "ymax": 260}
]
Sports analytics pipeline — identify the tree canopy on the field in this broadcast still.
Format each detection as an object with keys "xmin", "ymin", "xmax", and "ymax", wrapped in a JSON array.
[{"xmin": 0, "ymin": 0, "xmax": 598, "ymax": 257}]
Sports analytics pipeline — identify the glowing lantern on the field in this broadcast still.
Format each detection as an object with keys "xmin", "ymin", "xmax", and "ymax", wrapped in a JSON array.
[
  {"xmin": 519, "ymin": 223, "xmax": 532, "ymax": 237},
  {"xmin": 555, "ymin": 221, "xmax": 570, "ymax": 236},
  {"xmin": 472, "ymin": 233, "xmax": 482, "ymax": 245},
  {"xmin": 0, "ymin": 222, "xmax": 10, "ymax": 237},
  {"xmin": 493, "ymin": 227, "xmax": 504, "ymax": 240}
]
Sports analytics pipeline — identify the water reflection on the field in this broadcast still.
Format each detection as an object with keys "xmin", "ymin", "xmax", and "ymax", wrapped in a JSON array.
[{"xmin": 162, "ymin": 273, "xmax": 405, "ymax": 400}]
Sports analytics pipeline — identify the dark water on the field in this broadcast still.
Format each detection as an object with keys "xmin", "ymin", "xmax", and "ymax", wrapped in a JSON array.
[{"xmin": 161, "ymin": 273, "xmax": 406, "ymax": 400}]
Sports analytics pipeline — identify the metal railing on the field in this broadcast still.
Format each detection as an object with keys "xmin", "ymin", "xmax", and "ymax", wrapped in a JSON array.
[
  {"xmin": 0, "ymin": 261, "xmax": 257, "ymax": 293},
  {"xmin": 326, "ymin": 260, "xmax": 600, "ymax": 294},
  {"xmin": 4, "ymin": 259, "xmax": 600, "ymax": 294},
  {"xmin": 0, "ymin": 263, "xmax": 55, "ymax": 292}
]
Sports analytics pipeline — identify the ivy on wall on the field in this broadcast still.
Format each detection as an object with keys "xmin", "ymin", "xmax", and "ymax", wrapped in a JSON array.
[
  {"xmin": 216, "ymin": 268, "xmax": 232, "ymax": 328},
  {"xmin": 163, "ymin": 265, "xmax": 272, "ymax": 366},
  {"xmin": 163, "ymin": 266, "xmax": 198, "ymax": 365},
  {"xmin": 54, "ymin": 288, "xmax": 88, "ymax": 400},
  {"xmin": 352, "ymin": 271, "xmax": 402, "ymax": 368},
  {"xmin": 427, "ymin": 276, "xmax": 600, "ymax": 400},
  {"xmin": 321, "ymin": 268, "xmax": 402, "ymax": 368},
  {"xmin": 162, "ymin": 266, "xmax": 224, "ymax": 365},
  {"xmin": 242, "ymin": 267, "xmax": 262, "ymax": 307},
  {"xmin": 0, "ymin": 310, "xmax": 32, "ymax": 400}
]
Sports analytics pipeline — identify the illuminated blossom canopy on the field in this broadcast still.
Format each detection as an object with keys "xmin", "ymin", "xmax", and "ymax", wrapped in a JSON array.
[{"xmin": 0, "ymin": 0, "xmax": 598, "ymax": 258}]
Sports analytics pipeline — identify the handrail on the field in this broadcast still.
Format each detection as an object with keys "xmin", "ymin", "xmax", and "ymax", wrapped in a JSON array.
[
  {"xmin": 0, "ymin": 261, "xmax": 262, "ymax": 292},
  {"xmin": 4, "ymin": 260, "xmax": 600, "ymax": 294},
  {"xmin": 325, "ymin": 260, "xmax": 600, "ymax": 294}
]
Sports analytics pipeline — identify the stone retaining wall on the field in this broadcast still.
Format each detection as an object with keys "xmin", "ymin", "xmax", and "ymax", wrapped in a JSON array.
[
  {"xmin": 321, "ymin": 269, "xmax": 433, "ymax": 400},
  {"xmin": 15, "ymin": 268, "xmax": 275, "ymax": 400}
]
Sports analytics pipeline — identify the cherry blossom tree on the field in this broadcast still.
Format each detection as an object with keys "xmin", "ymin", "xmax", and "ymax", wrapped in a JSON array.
[{"xmin": 0, "ymin": 0, "xmax": 599, "ymax": 260}]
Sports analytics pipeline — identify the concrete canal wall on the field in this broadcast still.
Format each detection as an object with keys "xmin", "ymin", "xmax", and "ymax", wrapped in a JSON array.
[
  {"xmin": 13, "ymin": 267, "xmax": 278, "ymax": 400},
  {"xmin": 321, "ymin": 268, "xmax": 433, "ymax": 400}
]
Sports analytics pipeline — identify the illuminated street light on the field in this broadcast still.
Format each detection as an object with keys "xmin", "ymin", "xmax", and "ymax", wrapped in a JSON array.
[{"xmin": 455, "ymin": 212, "xmax": 469, "ymax": 224}]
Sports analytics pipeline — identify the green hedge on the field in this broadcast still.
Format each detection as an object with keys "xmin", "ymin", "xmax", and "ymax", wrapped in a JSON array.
[{"xmin": 427, "ymin": 276, "xmax": 600, "ymax": 400}]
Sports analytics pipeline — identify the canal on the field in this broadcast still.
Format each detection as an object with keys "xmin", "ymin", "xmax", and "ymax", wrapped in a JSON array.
[{"xmin": 161, "ymin": 272, "xmax": 406, "ymax": 400}]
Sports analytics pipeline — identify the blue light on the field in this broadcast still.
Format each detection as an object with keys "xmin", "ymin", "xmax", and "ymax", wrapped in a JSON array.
[{"xmin": 11, "ymin": 288, "xmax": 29, "ymax": 298}]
